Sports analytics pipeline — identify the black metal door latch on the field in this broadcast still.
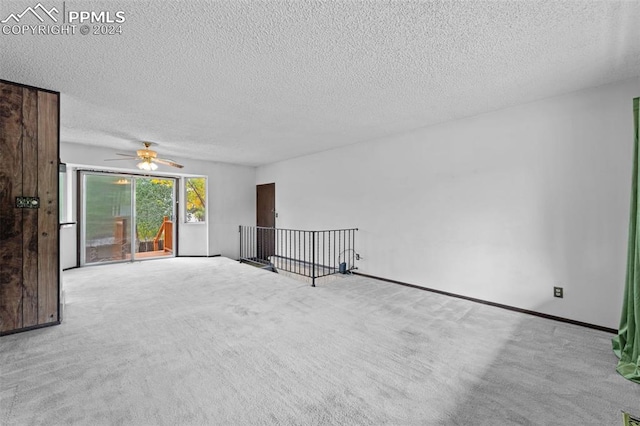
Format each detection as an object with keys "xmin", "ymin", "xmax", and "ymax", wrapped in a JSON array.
[{"xmin": 16, "ymin": 197, "xmax": 40, "ymax": 209}]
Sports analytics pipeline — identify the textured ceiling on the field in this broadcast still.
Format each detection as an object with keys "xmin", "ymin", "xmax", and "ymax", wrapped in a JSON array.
[{"xmin": 2, "ymin": 1, "xmax": 639, "ymax": 166}]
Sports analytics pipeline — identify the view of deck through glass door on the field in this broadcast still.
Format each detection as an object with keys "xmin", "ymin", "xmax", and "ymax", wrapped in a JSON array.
[{"xmin": 81, "ymin": 172, "xmax": 177, "ymax": 265}]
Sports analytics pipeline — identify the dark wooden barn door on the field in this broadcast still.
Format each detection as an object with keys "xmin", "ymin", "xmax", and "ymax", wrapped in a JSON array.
[
  {"xmin": 256, "ymin": 183, "xmax": 275, "ymax": 262},
  {"xmin": 0, "ymin": 80, "xmax": 60, "ymax": 335}
]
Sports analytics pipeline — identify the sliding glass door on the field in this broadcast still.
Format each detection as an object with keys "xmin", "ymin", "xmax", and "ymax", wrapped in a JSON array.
[
  {"xmin": 80, "ymin": 172, "xmax": 176, "ymax": 265},
  {"xmin": 133, "ymin": 177, "xmax": 176, "ymax": 259},
  {"xmin": 82, "ymin": 173, "xmax": 132, "ymax": 264}
]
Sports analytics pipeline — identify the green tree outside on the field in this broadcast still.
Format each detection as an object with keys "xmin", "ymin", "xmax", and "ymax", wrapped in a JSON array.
[
  {"xmin": 185, "ymin": 177, "xmax": 206, "ymax": 222},
  {"xmin": 135, "ymin": 178, "xmax": 174, "ymax": 241}
]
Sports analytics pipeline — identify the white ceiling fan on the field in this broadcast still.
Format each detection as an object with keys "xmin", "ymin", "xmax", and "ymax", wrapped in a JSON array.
[{"xmin": 105, "ymin": 142, "xmax": 184, "ymax": 170}]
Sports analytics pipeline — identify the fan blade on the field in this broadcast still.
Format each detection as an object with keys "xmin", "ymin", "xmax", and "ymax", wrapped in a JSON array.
[
  {"xmin": 153, "ymin": 158, "xmax": 184, "ymax": 168},
  {"xmin": 115, "ymin": 153, "xmax": 137, "ymax": 157}
]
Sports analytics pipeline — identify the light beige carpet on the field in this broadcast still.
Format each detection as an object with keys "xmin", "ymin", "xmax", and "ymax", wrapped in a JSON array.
[{"xmin": 1, "ymin": 257, "xmax": 638, "ymax": 425}]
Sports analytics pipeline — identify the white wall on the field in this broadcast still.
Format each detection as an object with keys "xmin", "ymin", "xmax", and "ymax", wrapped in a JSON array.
[
  {"xmin": 60, "ymin": 225, "xmax": 77, "ymax": 270},
  {"xmin": 60, "ymin": 142, "xmax": 255, "ymax": 265},
  {"xmin": 208, "ymin": 162, "xmax": 257, "ymax": 258},
  {"xmin": 257, "ymin": 78, "xmax": 640, "ymax": 329}
]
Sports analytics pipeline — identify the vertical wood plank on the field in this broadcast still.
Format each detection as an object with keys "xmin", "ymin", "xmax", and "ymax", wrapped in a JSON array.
[
  {"xmin": 22, "ymin": 88, "xmax": 39, "ymax": 327},
  {"xmin": 37, "ymin": 90, "xmax": 59, "ymax": 325},
  {"xmin": 0, "ymin": 82, "xmax": 24, "ymax": 332}
]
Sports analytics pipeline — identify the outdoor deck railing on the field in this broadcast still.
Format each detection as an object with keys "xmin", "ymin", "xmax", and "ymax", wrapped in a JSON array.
[
  {"xmin": 153, "ymin": 216, "xmax": 173, "ymax": 252},
  {"xmin": 239, "ymin": 226, "xmax": 358, "ymax": 287}
]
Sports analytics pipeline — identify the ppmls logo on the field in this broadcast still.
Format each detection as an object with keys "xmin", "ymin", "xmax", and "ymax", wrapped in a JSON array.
[
  {"xmin": 2, "ymin": 2, "xmax": 126, "ymax": 36},
  {"xmin": 1, "ymin": 3, "xmax": 59, "ymax": 23}
]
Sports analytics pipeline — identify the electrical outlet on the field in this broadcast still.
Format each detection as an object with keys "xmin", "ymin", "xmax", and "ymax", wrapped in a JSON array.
[{"xmin": 554, "ymin": 287, "xmax": 563, "ymax": 298}]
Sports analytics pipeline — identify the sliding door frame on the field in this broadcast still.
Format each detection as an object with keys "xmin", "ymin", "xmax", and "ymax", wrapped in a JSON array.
[{"xmin": 78, "ymin": 170, "xmax": 178, "ymax": 266}]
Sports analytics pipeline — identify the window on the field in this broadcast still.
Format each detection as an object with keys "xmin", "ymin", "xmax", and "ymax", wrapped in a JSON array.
[{"xmin": 185, "ymin": 177, "xmax": 206, "ymax": 223}]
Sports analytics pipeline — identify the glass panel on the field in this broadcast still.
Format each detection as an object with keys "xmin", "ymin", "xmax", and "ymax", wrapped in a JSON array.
[
  {"xmin": 185, "ymin": 177, "xmax": 206, "ymax": 223},
  {"xmin": 134, "ymin": 177, "xmax": 175, "ymax": 258},
  {"xmin": 83, "ymin": 174, "xmax": 132, "ymax": 264}
]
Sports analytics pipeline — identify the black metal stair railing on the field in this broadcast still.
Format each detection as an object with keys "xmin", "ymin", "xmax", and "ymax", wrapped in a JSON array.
[{"xmin": 239, "ymin": 225, "xmax": 358, "ymax": 287}]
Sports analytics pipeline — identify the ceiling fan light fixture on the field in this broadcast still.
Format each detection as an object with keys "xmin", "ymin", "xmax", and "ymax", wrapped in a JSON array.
[
  {"xmin": 137, "ymin": 160, "xmax": 156, "ymax": 171},
  {"xmin": 107, "ymin": 142, "xmax": 183, "ymax": 170}
]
